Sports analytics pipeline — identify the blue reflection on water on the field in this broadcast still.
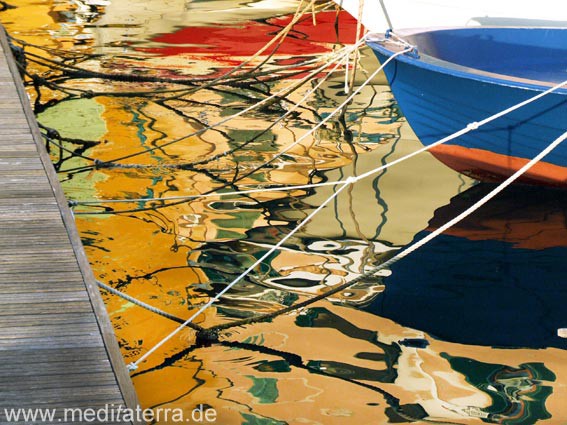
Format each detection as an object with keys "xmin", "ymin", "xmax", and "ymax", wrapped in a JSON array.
[{"xmin": 366, "ymin": 184, "xmax": 567, "ymax": 349}]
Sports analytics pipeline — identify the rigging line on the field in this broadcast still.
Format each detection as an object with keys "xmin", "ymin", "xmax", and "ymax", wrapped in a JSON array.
[
  {"xmin": 190, "ymin": 0, "xmax": 315, "ymax": 82},
  {"xmin": 127, "ymin": 126, "xmax": 567, "ymax": 368},
  {"xmin": 59, "ymin": 40, "xmax": 365, "ymax": 174},
  {"xmin": 352, "ymin": 82, "xmax": 567, "ymax": 182},
  {"xmin": 8, "ymin": 37, "xmax": 94, "ymax": 59},
  {"xmin": 126, "ymin": 177, "xmax": 354, "ymax": 371},
  {"xmin": 38, "ymin": 124, "xmax": 100, "ymax": 147},
  {"xmin": 96, "ymin": 280, "xmax": 203, "ymax": 331},
  {"xmin": 338, "ymin": 0, "xmax": 367, "ymax": 128},
  {"xmin": 29, "ymin": 52, "xmax": 343, "ymax": 99},
  {"xmin": 114, "ymin": 67, "xmax": 566, "ymax": 370},
  {"xmin": 344, "ymin": 48, "xmax": 350, "ymax": 94},
  {"xmin": 156, "ymin": 0, "xmax": 326, "ymax": 95},
  {"xmin": 70, "ymin": 181, "xmax": 341, "ymax": 206},
  {"xmin": 42, "ymin": 133, "xmax": 97, "ymax": 162},
  {"xmin": 20, "ymin": 42, "xmax": 329, "ymax": 84},
  {"xmin": 343, "ymin": 0, "xmax": 365, "ymax": 97},
  {"xmin": 232, "ymin": 0, "xmax": 337, "ymax": 70},
  {"xmin": 76, "ymin": 46, "xmax": 354, "ymax": 172},
  {"xmin": 16, "ymin": 1, "xmax": 332, "ymax": 119},
  {"xmin": 379, "ymin": 0, "xmax": 394, "ymax": 30},
  {"xmin": 145, "ymin": 45, "xmax": 362, "ymax": 167},
  {"xmin": 26, "ymin": 72, "xmax": 79, "ymax": 98},
  {"xmin": 70, "ymin": 72, "xmax": 567, "ymax": 209},
  {"xmin": 126, "ymin": 48, "xmax": 413, "ymax": 370},
  {"xmin": 210, "ymin": 128, "xmax": 567, "ymax": 333},
  {"xmin": 71, "ymin": 45, "xmax": 409, "ymax": 215},
  {"xmin": 11, "ymin": 0, "xmax": 316, "ymax": 87},
  {"xmin": 217, "ymin": 340, "xmax": 461, "ymax": 425},
  {"xmin": 22, "ymin": 51, "xmax": 199, "ymax": 86}
]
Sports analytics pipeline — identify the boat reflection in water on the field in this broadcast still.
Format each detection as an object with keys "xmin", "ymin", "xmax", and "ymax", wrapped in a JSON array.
[{"xmin": 368, "ymin": 183, "xmax": 567, "ymax": 349}]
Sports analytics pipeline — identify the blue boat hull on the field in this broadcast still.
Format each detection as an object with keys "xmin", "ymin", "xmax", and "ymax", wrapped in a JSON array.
[{"xmin": 367, "ymin": 28, "xmax": 567, "ymax": 186}]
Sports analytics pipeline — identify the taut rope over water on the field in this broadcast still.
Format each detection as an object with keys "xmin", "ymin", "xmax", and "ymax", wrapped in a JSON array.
[
  {"xmin": 70, "ymin": 75, "xmax": 567, "ymax": 213},
  {"xmin": 125, "ymin": 70, "xmax": 567, "ymax": 370}
]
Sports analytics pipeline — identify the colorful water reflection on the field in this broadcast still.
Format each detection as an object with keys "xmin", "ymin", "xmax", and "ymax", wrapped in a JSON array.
[{"xmin": 1, "ymin": 0, "xmax": 566, "ymax": 424}]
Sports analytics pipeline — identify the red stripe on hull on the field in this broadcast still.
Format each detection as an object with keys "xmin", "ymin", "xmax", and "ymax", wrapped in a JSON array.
[{"xmin": 430, "ymin": 144, "xmax": 567, "ymax": 187}]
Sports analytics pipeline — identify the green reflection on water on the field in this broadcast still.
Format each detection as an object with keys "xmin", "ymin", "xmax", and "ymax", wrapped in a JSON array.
[
  {"xmin": 443, "ymin": 353, "xmax": 555, "ymax": 424},
  {"xmin": 246, "ymin": 376, "xmax": 280, "ymax": 404}
]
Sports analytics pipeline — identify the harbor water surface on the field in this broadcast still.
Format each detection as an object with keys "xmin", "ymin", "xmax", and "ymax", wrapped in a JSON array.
[{"xmin": 1, "ymin": 1, "xmax": 566, "ymax": 423}]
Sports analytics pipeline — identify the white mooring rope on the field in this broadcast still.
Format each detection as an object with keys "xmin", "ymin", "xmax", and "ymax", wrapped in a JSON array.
[
  {"xmin": 126, "ymin": 177, "xmax": 355, "ymax": 371},
  {"xmin": 123, "ymin": 38, "xmax": 567, "ymax": 371},
  {"xmin": 126, "ymin": 109, "xmax": 567, "ymax": 372},
  {"xmin": 378, "ymin": 129, "xmax": 567, "ymax": 267},
  {"xmin": 72, "ymin": 44, "xmax": 412, "ymax": 212},
  {"xmin": 72, "ymin": 75, "xmax": 567, "ymax": 210},
  {"xmin": 127, "ymin": 126, "xmax": 567, "ymax": 371},
  {"xmin": 126, "ymin": 48, "xmax": 413, "ymax": 371}
]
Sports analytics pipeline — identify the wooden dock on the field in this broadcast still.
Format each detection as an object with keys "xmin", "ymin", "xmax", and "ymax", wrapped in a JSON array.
[{"xmin": 0, "ymin": 27, "xmax": 139, "ymax": 424}]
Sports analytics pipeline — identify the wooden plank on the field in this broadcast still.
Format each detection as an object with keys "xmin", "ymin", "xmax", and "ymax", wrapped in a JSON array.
[
  {"xmin": 0, "ymin": 322, "xmax": 101, "ymax": 339},
  {"xmin": 0, "ymin": 270, "xmax": 86, "ymax": 284},
  {"xmin": 1, "ymin": 387, "xmax": 127, "ymax": 402},
  {"xmin": 0, "ymin": 97, "xmax": 29, "ymax": 106},
  {"xmin": 0, "ymin": 170, "xmax": 53, "ymax": 178},
  {"xmin": 0, "ymin": 173, "xmax": 52, "ymax": 182},
  {"xmin": 0, "ymin": 282, "xmax": 86, "ymax": 293},
  {"xmin": 0, "ymin": 291, "xmax": 90, "ymax": 304},
  {"xmin": 0, "ymin": 133, "xmax": 35, "ymax": 142},
  {"xmin": 0, "ymin": 118, "xmax": 30, "ymax": 128},
  {"xmin": 0, "ymin": 222, "xmax": 70, "ymax": 232},
  {"xmin": 0, "ymin": 302, "xmax": 93, "ymax": 316},
  {"xmin": 0, "ymin": 160, "xmax": 45, "ymax": 170},
  {"xmin": 5, "ymin": 373, "xmax": 120, "ymax": 391},
  {"xmin": 0, "ymin": 313, "xmax": 98, "ymax": 327},
  {"xmin": 0, "ymin": 346, "xmax": 112, "ymax": 363},
  {"xmin": 0, "ymin": 128, "xmax": 33, "ymax": 135},
  {"xmin": 0, "ymin": 147, "xmax": 38, "ymax": 157},
  {"xmin": 0, "ymin": 214, "xmax": 60, "ymax": 224},
  {"xmin": 0, "ymin": 196, "xmax": 58, "ymax": 205},
  {"xmin": 0, "ymin": 227, "xmax": 69, "ymax": 237},
  {"xmin": 0, "ymin": 243, "xmax": 78, "ymax": 254},
  {"xmin": 0, "ymin": 264, "xmax": 84, "ymax": 275},
  {"xmin": 0, "ymin": 336, "xmax": 105, "ymax": 351},
  {"xmin": 0, "ymin": 249, "xmax": 78, "ymax": 261}
]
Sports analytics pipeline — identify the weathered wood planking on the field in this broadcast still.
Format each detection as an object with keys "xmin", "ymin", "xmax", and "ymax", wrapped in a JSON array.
[{"xmin": 0, "ymin": 26, "xmax": 140, "ymax": 424}]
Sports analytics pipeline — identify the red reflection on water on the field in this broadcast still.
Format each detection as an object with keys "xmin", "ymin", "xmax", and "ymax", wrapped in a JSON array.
[{"xmin": 141, "ymin": 11, "xmax": 360, "ymax": 58}]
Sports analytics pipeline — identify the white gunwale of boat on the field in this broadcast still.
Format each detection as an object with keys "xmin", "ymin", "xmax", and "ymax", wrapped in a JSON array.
[{"xmin": 365, "ymin": 28, "xmax": 567, "ymax": 91}]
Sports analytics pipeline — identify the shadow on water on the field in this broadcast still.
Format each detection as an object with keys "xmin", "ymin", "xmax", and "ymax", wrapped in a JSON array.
[{"xmin": 367, "ymin": 183, "xmax": 567, "ymax": 349}]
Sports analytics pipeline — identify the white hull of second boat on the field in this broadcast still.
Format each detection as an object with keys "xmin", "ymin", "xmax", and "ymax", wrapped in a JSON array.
[{"xmin": 332, "ymin": 0, "xmax": 567, "ymax": 32}]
